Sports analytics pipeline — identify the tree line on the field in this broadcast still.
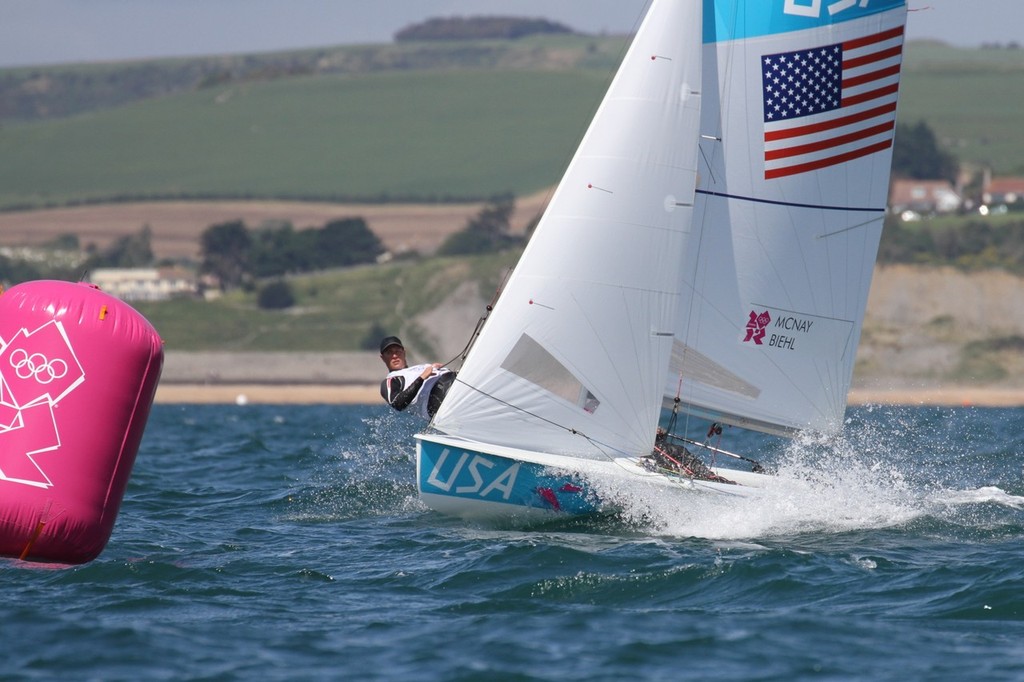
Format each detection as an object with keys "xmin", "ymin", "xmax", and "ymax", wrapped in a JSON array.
[
  {"xmin": 878, "ymin": 215, "xmax": 1024, "ymax": 274},
  {"xmin": 200, "ymin": 218, "xmax": 384, "ymax": 290},
  {"xmin": 395, "ymin": 17, "xmax": 574, "ymax": 42},
  {"xmin": 198, "ymin": 195, "xmax": 524, "ymax": 291},
  {"xmin": 891, "ymin": 120, "xmax": 959, "ymax": 183}
]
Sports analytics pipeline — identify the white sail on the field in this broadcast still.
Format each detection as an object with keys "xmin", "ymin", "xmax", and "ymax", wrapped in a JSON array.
[
  {"xmin": 430, "ymin": 0, "xmax": 705, "ymax": 459},
  {"xmin": 671, "ymin": 0, "xmax": 908, "ymax": 436}
]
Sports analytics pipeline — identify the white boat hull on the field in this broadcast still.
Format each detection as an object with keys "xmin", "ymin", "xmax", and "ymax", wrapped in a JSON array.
[{"xmin": 416, "ymin": 433, "xmax": 770, "ymax": 522}]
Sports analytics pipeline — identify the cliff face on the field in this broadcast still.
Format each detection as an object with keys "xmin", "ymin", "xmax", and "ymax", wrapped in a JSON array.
[
  {"xmin": 856, "ymin": 265, "xmax": 1024, "ymax": 389},
  {"xmin": 410, "ymin": 264, "xmax": 1024, "ymax": 391}
]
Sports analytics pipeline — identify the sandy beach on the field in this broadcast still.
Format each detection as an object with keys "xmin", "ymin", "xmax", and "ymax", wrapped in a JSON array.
[
  {"xmin": 154, "ymin": 382, "xmax": 1024, "ymax": 407},
  {"xmin": 846, "ymin": 387, "xmax": 1024, "ymax": 408}
]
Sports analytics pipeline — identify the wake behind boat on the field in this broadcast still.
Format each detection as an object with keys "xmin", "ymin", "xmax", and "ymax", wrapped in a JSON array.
[{"xmin": 416, "ymin": 0, "xmax": 908, "ymax": 521}]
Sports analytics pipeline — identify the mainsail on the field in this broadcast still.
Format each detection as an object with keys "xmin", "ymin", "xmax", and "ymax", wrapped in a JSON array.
[
  {"xmin": 673, "ymin": 0, "xmax": 907, "ymax": 437},
  {"xmin": 430, "ymin": 0, "xmax": 705, "ymax": 459}
]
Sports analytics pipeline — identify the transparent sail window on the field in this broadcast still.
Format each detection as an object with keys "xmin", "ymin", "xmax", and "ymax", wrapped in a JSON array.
[
  {"xmin": 670, "ymin": 340, "xmax": 761, "ymax": 399},
  {"xmin": 500, "ymin": 334, "xmax": 600, "ymax": 413}
]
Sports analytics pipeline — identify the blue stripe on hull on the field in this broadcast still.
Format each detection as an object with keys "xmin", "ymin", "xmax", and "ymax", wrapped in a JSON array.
[{"xmin": 417, "ymin": 438, "xmax": 600, "ymax": 516}]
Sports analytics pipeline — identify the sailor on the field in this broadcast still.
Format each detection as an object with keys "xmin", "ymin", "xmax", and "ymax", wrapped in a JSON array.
[
  {"xmin": 379, "ymin": 335, "xmax": 456, "ymax": 418},
  {"xmin": 650, "ymin": 428, "xmax": 736, "ymax": 484}
]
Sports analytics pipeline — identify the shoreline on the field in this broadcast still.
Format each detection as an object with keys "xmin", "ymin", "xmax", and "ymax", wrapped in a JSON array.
[
  {"xmin": 154, "ymin": 383, "xmax": 382, "ymax": 405},
  {"xmin": 154, "ymin": 382, "xmax": 1024, "ymax": 407},
  {"xmin": 846, "ymin": 387, "xmax": 1024, "ymax": 407}
]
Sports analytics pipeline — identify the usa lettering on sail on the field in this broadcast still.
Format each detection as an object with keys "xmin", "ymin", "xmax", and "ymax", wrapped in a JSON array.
[
  {"xmin": 760, "ymin": 24, "xmax": 905, "ymax": 179},
  {"xmin": 783, "ymin": 0, "xmax": 880, "ymax": 19}
]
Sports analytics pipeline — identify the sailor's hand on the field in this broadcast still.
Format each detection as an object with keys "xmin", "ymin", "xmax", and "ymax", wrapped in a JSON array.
[{"xmin": 420, "ymin": 363, "xmax": 442, "ymax": 379}]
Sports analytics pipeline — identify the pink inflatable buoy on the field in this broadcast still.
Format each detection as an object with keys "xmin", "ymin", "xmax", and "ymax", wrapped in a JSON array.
[{"xmin": 0, "ymin": 280, "xmax": 163, "ymax": 564}]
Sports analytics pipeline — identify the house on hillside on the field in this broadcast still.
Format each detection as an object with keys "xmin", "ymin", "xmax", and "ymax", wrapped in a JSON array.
[
  {"xmin": 88, "ymin": 267, "xmax": 197, "ymax": 302},
  {"xmin": 888, "ymin": 179, "xmax": 962, "ymax": 218},
  {"xmin": 982, "ymin": 176, "xmax": 1024, "ymax": 207}
]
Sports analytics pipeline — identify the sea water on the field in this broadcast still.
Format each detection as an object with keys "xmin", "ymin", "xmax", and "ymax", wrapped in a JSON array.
[{"xmin": 4, "ymin": 403, "xmax": 1024, "ymax": 681}]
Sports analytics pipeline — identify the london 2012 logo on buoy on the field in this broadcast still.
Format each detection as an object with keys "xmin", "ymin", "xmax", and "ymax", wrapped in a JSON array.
[{"xmin": 0, "ymin": 321, "xmax": 86, "ymax": 488}]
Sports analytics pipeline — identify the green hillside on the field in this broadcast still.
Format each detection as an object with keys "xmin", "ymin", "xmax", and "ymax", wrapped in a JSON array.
[
  {"xmin": 899, "ymin": 42, "xmax": 1024, "ymax": 174},
  {"xmin": 0, "ymin": 35, "xmax": 627, "ymax": 210},
  {"xmin": 1, "ymin": 39, "xmax": 1023, "ymax": 211},
  {"xmin": 0, "ymin": 69, "xmax": 610, "ymax": 209}
]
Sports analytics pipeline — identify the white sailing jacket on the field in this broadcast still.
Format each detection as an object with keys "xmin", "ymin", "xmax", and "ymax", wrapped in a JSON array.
[{"xmin": 382, "ymin": 364, "xmax": 453, "ymax": 418}]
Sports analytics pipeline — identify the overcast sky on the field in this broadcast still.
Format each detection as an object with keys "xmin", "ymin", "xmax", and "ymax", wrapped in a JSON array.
[{"xmin": 1, "ymin": 0, "xmax": 1021, "ymax": 69}]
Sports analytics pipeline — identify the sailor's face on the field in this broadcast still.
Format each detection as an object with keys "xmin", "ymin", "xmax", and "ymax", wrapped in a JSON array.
[{"xmin": 381, "ymin": 345, "xmax": 407, "ymax": 370}]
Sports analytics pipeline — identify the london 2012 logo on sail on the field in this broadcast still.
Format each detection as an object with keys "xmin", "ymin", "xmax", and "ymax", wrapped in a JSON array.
[
  {"xmin": 743, "ymin": 309, "xmax": 817, "ymax": 351},
  {"xmin": 743, "ymin": 310, "xmax": 772, "ymax": 345}
]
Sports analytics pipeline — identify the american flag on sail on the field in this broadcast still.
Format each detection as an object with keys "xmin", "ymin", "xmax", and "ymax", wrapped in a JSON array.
[{"xmin": 761, "ymin": 25, "xmax": 904, "ymax": 180}]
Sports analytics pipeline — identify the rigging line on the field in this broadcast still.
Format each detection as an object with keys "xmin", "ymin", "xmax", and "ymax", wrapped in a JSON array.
[
  {"xmin": 677, "ymin": 435, "xmax": 765, "ymax": 469},
  {"xmin": 748, "ymin": 303, "xmax": 853, "ymax": 325},
  {"xmin": 436, "ymin": 382, "xmax": 685, "ymax": 482},
  {"xmin": 441, "ymin": 266, "xmax": 512, "ymax": 368},
  {"xmin": 443, "ymin": 315, "xmax": 485, "ymax": 369},
  {"xmin": 696, "ymin": 189, "xmax": 885, "ymax": 213},
  {"xmin": 441, "ymin": 378, "xmax": 626, "ymax": 461},
  {"xmin": 667, "ymin": 375, "xmax": 684, "ymax": 436},
  {"xmin": 697, "ymin": 144, "xmax": 718, "ymax": 186}
]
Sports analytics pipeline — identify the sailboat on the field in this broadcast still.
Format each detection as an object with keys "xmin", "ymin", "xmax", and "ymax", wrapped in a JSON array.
[{"xmin": 415, "ymin": 0, "xmax": 908, "ymax": 520}]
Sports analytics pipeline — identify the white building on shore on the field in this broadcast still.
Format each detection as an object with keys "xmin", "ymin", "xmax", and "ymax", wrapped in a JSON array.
[{"xmin": 88, "ymin": 267, "xmax": 197, "ymax": 301}]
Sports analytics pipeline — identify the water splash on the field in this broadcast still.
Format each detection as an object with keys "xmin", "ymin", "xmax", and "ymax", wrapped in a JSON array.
[
  {"xmin": 282, "ymin": 409, "xmax": 425, "ymax": 522},
  {"xmin": 935, "ymin": 486, "xmax": 1024, "ymax": 509},
  {"xmin": 597, "ymin": 405, "xmax": 1024, "ymax": 541}
]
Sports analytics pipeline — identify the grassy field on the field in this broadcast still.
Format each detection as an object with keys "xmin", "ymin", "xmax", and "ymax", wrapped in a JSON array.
[
  {"xmin": 2, "ymin": 40, "xmax": 1023, "ymax": 211},
  {"xmin": 0, "ymin": 69, "xmax": 608, "ymax": 209},
  {"xmin": 0, "ymin": 34, "xmax": 628, "ymax": 210}
]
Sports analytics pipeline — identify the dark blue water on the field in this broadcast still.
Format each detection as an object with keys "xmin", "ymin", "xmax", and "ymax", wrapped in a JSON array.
[{"xmin": 5, "ymin": 403, "xmax": 1024, "ymax": 681}]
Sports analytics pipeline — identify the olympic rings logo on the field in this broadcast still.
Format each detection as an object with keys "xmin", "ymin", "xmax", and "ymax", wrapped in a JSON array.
[{"xmin": 8, "ymin": 348, "xmax": 69, "ymax": 385}]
